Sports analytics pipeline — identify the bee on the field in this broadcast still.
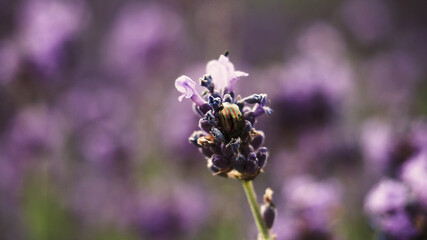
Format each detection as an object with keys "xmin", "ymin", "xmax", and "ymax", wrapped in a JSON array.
[{"xmin": 218, "ymin": 102, "xmax": 245, "ymax": 138}]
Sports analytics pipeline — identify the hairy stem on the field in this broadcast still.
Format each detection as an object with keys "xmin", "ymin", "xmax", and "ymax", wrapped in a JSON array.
[{"xmin": 241, "ymin": 180, "xmax": 271, "ymax": 240}]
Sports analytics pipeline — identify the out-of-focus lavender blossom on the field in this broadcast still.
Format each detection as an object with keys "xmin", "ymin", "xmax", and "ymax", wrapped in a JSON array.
[
  {"xmin": 0, "ymin": 105, "xmax": 65, "ymax": 195},
  {"xmin": 16, "ymin": 0, "xmax": 88, "ymax": 75},
  {"xmin": 401, "ymin": 150, "xmax": 427, "ymax": 208},
  {"xmin": 274, "ymin": 175, "xmax": 343, "ymax": 240},
  {"xmin": 284, "ymin": 176, "xmax": 342, "ymax": 232},
  {"xmin": 361, "ymin": 119, "xmax": 393, "ymax": 174},
  {"xmin": 60, "ymin": 84, "xmax": 138, "ymax": 228},
  {"xmin": 365, "ymin": 179, "xmax": 417, "ymax": 240},
  {"xmin": 360, "ymin": 119, "xmax": 422, "ymax": 177},
  {"xmin": 61, "ymin": 85, "xmax": 132, "ymax": 131},
  {"xmin": 102, "ymin": 3, "xmax": 184, "ymax": 82},
  {"xmin": 272, "ymin": 23, "xmax": 354, "ymax": 134},
  {"xmin": 411, "ymin": 121, "xmax": 427, "ymax": 148},
  {"xmin": 0, "ymin": 40, "xmax": 20, "ymax": 84},
  {"xmin": 340, "ymin": 0, "xmax": 392, "ymax": 45},
  {"xmin": 137, "ymin": 183, "xmax": 209, "ymax": 239},
  {"xmin": 78, "ymin": 126, "xmax": 135, "ymax": 170},
  {"xmin": 59, "ymin": 84, "xmax": 136, "ymax": 170}
]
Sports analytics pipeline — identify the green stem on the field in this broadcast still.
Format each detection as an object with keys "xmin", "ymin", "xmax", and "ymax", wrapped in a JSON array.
[{"xmin": 241, "ymin": 180, "xmax": 271, "ymax": 240}]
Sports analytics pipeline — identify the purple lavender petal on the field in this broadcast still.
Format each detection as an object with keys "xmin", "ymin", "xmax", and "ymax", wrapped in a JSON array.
[{"xmin": 401, "ymin": 150, "xmax": 427, "ymax": 207}]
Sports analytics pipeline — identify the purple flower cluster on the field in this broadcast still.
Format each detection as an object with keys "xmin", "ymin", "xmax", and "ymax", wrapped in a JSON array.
[
  {"xmin": 361, "ymin": 120, "xmax": 424, "ymax": 177},
  {"xmin": 16, "ymin": 0, "xmax": 88, "ymax": 76},
  {"xmin": 401, "ymin": 151, "xmax": 427, "ymax": 208},
  {"xmin": 272, "ymin": 23, "xmax": 354, "ymax": 135},
  {"xmin": 365, "ymin": 179, "xmax": 426, "ymax": 240},
  {"xmin": 175, "ymin": 53, "xmax": 272, "ymax": 180},
  {"xmin": 274, "ymin": 175, "xmax": 343, "ymax": 240},
  {"xmin": 363, "ymin": 123, "xmax": 427, "ymax": 239}
]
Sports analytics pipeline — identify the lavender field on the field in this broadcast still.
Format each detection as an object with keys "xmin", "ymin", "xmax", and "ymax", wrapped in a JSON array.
[{"xmin": 1, "ymin": 0, "xmax": 427, "ymax": 240}]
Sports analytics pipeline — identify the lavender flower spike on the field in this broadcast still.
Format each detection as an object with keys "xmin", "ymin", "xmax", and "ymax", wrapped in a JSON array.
[
  {"xmin": 176, "ymin": 53, "xmax": 274, "ymax": 240},
  {"xmin": 365, "ymin": 179, "xmax": 417, "ymax": 239},
  {"xmin": 206, "ymin": 53, "xmax": 249, "ymax": 92},
  {"xmin": 175, "ymin": 75, "xmax": 205, "ymax": 106},
  {"xmin": 175, "ymin": 54, "xmax": 271, "ymax": 180}
]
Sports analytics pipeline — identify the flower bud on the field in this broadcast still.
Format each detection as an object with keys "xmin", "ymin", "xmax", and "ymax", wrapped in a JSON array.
[
  {"xmin": 199, "ymin": 119, "xmax": 212, "ymax": 132},
  {"xmin": 257, "ymin": 147, "xmax": 268, "ymax": 168},
  {"xmin": 200, "ymin": 147, "xmax": 213, "ymax": 158},
  {"xmin": 241, "ymin": 144, "xmax": 254, "ymax": 156},
  {"xmin": 199, "ymin": 103, "xmax": 212, "ymax": 115},
  {"xmin": 221, "ymin": 143, "xmax": 234, "ymax": 158},
  {"xmin": 245, "ymin": 152, "xmax": 258, "ymax": 174},
  {"xmin": 241, "ymin": 120, "xmax": 253, "ymax": 142},
  {"xmin": 232, "ymin": 153, "xmax": 246, "ymax": 173},
  {"xmin": 251, "ymin": 131, "xmax": 265, "ymax": 150},
  {"xmin": 260, "ymin": 204, "xmax": 276, "ymax": 229},
  {"xmin": 208, "ymin": 95, "xmax": 222, "ymax": 111},
  {"xmin": 211, "ymin": 154, "xmax": 231, "ymax": 170},
  {"xmin": 244, "ymin": 111, "xmax": 256, "ymax": 125},
  {"xmin": 209, "ymin": 143, "xmax": 222, "ymax": 155},
  {"xmin": 200, "ymin": 74, "xmax": 214, "ymax": 92},
  {"xmin": 261, "ymin": 187, "xmax": 276, "ymax": 229}
]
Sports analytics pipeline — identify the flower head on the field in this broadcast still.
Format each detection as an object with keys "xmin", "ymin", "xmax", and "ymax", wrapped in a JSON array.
[
  {"xmin": 365, "ymin": 179, "xmax": 418, "ymax": 239},
  {"xmin": 175, "ymin": 54, "xmax": 271, "ymax": 180}
]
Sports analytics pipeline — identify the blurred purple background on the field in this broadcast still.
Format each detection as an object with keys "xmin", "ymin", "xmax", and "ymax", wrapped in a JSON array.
[{"xmin": 1, "ymin": 0, "xmax": 427, "ymax": 240}]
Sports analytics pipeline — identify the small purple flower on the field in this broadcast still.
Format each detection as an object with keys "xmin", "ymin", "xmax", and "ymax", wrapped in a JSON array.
[
  {"xmin": 175, "ymin": 75, "xmax": 205, "ymax": 106},
  {"xmin": 365, "ymin": 179, "xmax": 417, "ymax": 239},
  {"xmin": 174, "ymin": 53, "xmax": 271, "ymax": 180},
  {"xmin": 401, "ymin": 150, "xmax": 427, "ymax": 207},
  {"xmin": 206, "ymin": 53, "xmax": 249, "ymax": 92}
]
